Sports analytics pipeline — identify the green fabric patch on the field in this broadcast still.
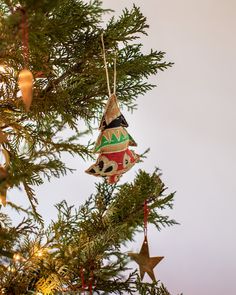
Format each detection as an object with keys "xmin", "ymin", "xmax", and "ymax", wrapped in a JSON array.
[{"xmin": 95, "ymin": 132, "xmax": 131, "ymax": 152}]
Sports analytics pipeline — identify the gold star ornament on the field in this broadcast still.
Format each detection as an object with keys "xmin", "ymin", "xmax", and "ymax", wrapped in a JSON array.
[{"xmin": 128, "ymin": 236, "xmax": 164, "ymax": 282}]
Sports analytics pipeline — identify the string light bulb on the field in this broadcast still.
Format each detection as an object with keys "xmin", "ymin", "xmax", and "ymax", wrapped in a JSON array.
[
  {"xmin": 36, "ymin": 250, "xmax": 43, "ymax": 257},
  {"xmin": 13, "ymin": 253, "xmax": 21, "ymax": 261},
  {"xmin": 0, "ymin": 65, "xmax": 6, "ymax": 73},
  {"xmin": 34, "ymin": 247, "xmax": 48, "ymax": 257},
  {"xmin": 7, "ymin": 266, "xmax": 15, "ymax": 273}
]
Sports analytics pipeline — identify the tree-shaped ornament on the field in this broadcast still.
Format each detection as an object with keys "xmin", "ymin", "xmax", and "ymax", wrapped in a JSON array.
[{"xmin": 86, "ymin": 35, "xmax": 139, "ymax": 183}]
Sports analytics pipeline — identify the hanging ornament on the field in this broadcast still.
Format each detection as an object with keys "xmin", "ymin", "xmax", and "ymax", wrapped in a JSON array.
[
  {"xmin": 17, "ymin": 8, "xmax": 34, "ymax": 112},
  {"xmin": 18, "ymin": 69, "xmax": 33, "ymax": 112},
  {"xmin": 128, "ymin": 201, "xmax": 164, "ymax": 282},
  {"xmin": 128, "ymin": 236, "xmax": 164, "ymax": 282},
  {"xmin": 85, "ymin": 34, "xmax": 139, "ymax": 183}
]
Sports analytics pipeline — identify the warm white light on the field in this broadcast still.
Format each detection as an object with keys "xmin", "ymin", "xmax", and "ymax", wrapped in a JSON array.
[
  {"xmin": 36, "ymin": 250, "xmax": 43, "ymax": 257},
  {"xmin": 35, "ymin": 248, "xmax": 46, "ymax": 257},
  {"xmin": 7, "ymin": 266, "xmax": 15, "ymax": 272},
  {"xmin": 13, "ymin": 253, "xmax": 21, "ymax": 261},
  {"xmin": 0, "ymin": 65, "xmax": 6, "ymax": 73}
]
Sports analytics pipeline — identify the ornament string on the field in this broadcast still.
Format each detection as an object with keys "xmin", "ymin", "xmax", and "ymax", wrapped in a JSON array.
[
  {"xmin": 89, "ymin": 271, "xmax": 94, "ymax": 295},
  {"xmin": 101, "ymin": 33, "xmax": 117, "ymax": 97},
  {"xmin": 80, "ymin": 268, "xmax": 86, "ymax": 293},
  {"xmin": 144, "ymin": 199, "xmax": 149, "ymax": 238},
  {"xmin": 113, "ymin": 50, "xmax": 117, "ymax": 95},
  {"xmin": 80, "ymin": 267, "xmax": 94, "ymax": 294},
  {"xmin": 101, "ymin": 33, "xmax": 111, "ymax": 97},
  {"xmin": 20, "ymin": 8, "xmax": 29, "ymax": 68}
]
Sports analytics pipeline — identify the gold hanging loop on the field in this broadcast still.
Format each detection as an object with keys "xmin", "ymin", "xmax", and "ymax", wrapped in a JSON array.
[
  {"xmin": 101, "ymin": 33, "xmax": 111, "ymax": 97},
  {"xmin": 113, "ymin": 50, "xmax": 117, "ymax": 95}
]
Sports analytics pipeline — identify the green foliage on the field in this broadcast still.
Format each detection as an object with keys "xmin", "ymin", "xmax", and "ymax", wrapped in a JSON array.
[
  {"xmin": 0, "ymin": 170, "xmax": 177, "ymax": 294},
  {"xmin": 0, "ymin": 0, "xmax": 172, "ymax": 210},
  {"xmin": 0, "ymin": 0, "xmax": 176, "ymax": 294}
]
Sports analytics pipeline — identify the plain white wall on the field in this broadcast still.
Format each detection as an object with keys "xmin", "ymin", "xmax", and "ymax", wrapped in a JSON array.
[{"xmin": 101, "ymin": 1, "xmax": 236, "ymax": 294}]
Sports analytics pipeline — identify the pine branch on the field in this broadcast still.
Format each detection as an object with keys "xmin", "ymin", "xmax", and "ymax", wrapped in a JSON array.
[{"xmin": 0, "ymin": 1, "xmax": 176, "ymax": 294}]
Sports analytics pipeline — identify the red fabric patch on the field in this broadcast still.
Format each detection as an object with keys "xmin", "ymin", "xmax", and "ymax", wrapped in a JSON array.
[{"xmin": 85, "ymin": 149, "xmax": 139, "ymax": 183}]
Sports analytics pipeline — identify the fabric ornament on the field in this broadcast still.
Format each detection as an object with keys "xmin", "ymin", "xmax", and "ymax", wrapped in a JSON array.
[
  {"xmin": 86, "ymin": 95, "xmax": 139, "ymax": 184},
  {"xmin": 85, "ymin": 35, "xmax": 139, "ymax": 183}
]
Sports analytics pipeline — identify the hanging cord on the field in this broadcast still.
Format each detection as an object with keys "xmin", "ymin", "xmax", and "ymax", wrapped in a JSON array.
[
  {"xmin": 113, "ymin": 50, "xmax": 117, "ymax": 95},
  {"xmin": 80, "ymin": 268, "xmax": 86, "ymax": 293},
  {"xmin": 89, "ymin": 270, "xmax": 94, "ymax": 295},
  {"xmin": 101, "ymin": 33, "xmax": 111, "ymax": 97},
  {"xmin": 101, "ymin": 33, "xmax": 117, "ymax": 97},
  {"xmin": 20, "ymin": 8, "xmax": 29, "ymax": 68},
  {"xmin": 144, "ymin": 199, "xmax": 150, "ymax": 238}
]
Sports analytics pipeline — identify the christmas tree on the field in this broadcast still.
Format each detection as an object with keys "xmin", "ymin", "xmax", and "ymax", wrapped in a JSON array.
[{"xmin": 0, "ymin": 0, "xmax": 178, "ymax": 294}]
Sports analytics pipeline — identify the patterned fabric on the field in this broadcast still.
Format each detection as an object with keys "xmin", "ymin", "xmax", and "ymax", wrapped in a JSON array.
[
  {"xmin": 94, "ymin": 127, "xmax": 136, "ymax": 153},
  {"xmin": 86, "ymin": 149, "xmax": 139, "ymax": 184},
  {"xmin": 99, "ymin": 94, "xmax": 121, "ymax": 129},
  {"xmin": 100, "ymin": 114, "xmax": 128, "ymax": 130},
  {"xmin": 86, "ymin": 93, "xmax": 138, "ymax": 183}
]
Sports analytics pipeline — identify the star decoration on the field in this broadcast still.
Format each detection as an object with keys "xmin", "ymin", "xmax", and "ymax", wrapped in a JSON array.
[{"xmin": 128, "ymin": 236, "xmax": 164, "ymax": 282}]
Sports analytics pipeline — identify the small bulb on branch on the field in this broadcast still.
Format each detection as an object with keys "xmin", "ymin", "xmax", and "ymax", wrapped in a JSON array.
[
  {"xmin": 13, "ymin": 253, "xmax": 21, "ymax": 261},
  {"xmin": 0, "ymin": 65, "xmax": 6, "ymax": 73},
  {"xmin": 18, "ymin": 69, "xmax": 34, "ymax": 112},
  {"xmin": 7, "ymin": 266, "xmax": 15, "ymax": 273},
  {"xmin": 36, "ymin": 250, "xmax": 43, "ymax": 257}
]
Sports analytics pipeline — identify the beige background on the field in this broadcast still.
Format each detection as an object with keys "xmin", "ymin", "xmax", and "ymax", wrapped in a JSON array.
[{"xmin": 5, "ymin": 1, "xmax": 236, "ymax": 294}]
